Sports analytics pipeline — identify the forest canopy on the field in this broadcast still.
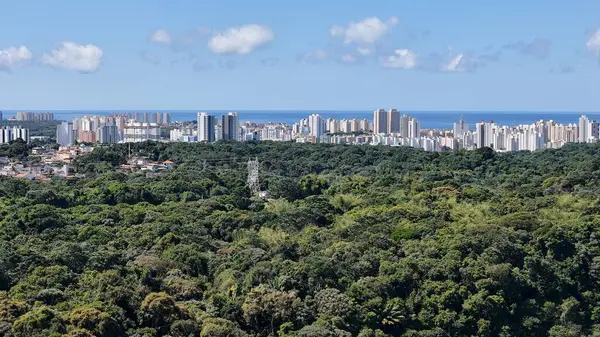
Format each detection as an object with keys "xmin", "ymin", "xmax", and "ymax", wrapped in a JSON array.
[{"xmin": 2, "ymin": 141, "xmax": 600, "ymax": 336}]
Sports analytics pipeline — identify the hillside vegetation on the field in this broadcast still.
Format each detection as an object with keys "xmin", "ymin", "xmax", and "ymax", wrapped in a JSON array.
[{"xmin": 2, "ymin": 141, "xmax": 600, "ymax": 336}]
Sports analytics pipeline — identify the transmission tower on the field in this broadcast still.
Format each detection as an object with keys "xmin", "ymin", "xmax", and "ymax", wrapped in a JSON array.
[{"xmin": 247, "ymin": 157, "xmax": 260, "ymax": 197}]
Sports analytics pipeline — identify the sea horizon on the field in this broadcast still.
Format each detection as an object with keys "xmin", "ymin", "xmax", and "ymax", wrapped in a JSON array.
[{"xmin": 2, "ymin": 109, "xmax": 599, "ymax": 130}]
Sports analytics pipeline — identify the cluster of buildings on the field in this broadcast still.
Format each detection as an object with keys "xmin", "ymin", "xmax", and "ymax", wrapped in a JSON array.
[
  {"xmin": 15, "ymin": 112, "xmax": 54, "ymax": 121},
  {"xmin": 0, "ymin": 126, "xmax": 30, "ymax": 144},
  {"xmin": 125, "ymin": 112, "xmax": 171, "ymax": 125},
  {"xmin": 241, "ymin": 122, "xmax": 294, "ymax": 142},
  {"xmin": 170, "ymin": 113, "xmax": 372, "ymax": 143},
  {"xmin": 293, "ymin": 114, "xmax": 371, "ymax": 141},
  {"xmin": 286, "ymin": 110, "xmax": 600, "ymax": 153},
  {"xmin": 41, "ymin": 109, "xmax": 600, "ymax": 153},
  {"xmin": 294, "ymin": 110, "xmax": 417, "ymax": 145},
  {"xmin": 56, "ymin": 114, "xmax": 170, "ymax": 146},
  {"xmin": 0, "ymin": 145, "xmax": 95, "ymax": 180},
  {"xmin": 170, "ymin": 112, "xmax": 241, "ymax": 142},
  {"xmin": 119, "ymin": 157, "xmax": 177, "ymax": 173},
  {"xmin": 369, "ymin": 114, "xmax": 600, "ymax": 152},
  {"xmin": 450, "ymin": 115, "xmax": 598, "ymax": 152}
]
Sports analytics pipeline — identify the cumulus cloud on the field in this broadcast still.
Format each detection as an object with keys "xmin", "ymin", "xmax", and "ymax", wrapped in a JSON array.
[
  {"xmin": 503, "ymin": 38, "xmax": 552, "ymax": 58},
  {"xmin": 587, "ymin": 28, "xmax": 600, "ymax": 55},
  {"xmin": 330, "ymin": 17, "xmax": 398, "ymax": 45},
  {"xmin": 297, "ymin": 49, "xmax": 328, "ymax": 63},
  {"xmin": 0, "ymin": 46, "xmax": 32, "ymax": 71},
  {"xmin": 208, "ymin": 24, "xmax": 274, "ymax": 55},
  {"xmin": 41, "ymin": 42, "xmax": 103, "ymax": 73},
  {"xmin": 151, "ymin": 29, "xmax": 172, "ymax": 45},
  {"xmin": 381, "ymin": 49, "xmax": 417, "ymax": 69}
]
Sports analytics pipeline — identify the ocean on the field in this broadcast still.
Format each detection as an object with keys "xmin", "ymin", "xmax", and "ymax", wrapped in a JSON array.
[{"xmin": 2, "ymin": 110, "xmax": 599, "ymax": 130}]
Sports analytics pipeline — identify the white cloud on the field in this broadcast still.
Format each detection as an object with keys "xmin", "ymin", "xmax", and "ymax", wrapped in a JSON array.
[
  {"xmin": 331, "ymin": 17, "xmax": 398, "ymax": 44},
  {"xmin": 586, "ymin": 28, "xmax": 600, "ymax": 55},
  {"xmin": 341, "ymin": 54, "xmax": 358, "ymax": 63},
  {"xmin": 442, "ymin": 53, "xmax": 484, "ymax": 72},
  {"xmin": 381, "ymin": 49, "xmax": 417, "ymax": 69},
  {"xmin": 208, "ymin": 24, "xmax": 274, "ymax": 55},
  {"xmin": 41, "ymin": 42, "xmax": 103, "ymax": 73},
  {"xmin": 151, "ymin": 29, "xmax": 172, "ymax": 45},
  {"xmin": 0, "ymin": 46, "xmax": 32, "ymax": 71},
  {"xmin": 443, "ymin": 54, "xmax": 465, "ymax": 72},
  {"xmin": 357, "ymin": 47, "xmax": 372, "ymax": 56}
]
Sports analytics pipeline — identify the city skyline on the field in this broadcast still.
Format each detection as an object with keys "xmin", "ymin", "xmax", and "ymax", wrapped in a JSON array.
[
  {"xmin": 1, "ymin": 1, "xmax": 600, "ymax": 111},
  {"xmin": 43, "ymin": 109, "xmax": 600, "ymax": 154}
]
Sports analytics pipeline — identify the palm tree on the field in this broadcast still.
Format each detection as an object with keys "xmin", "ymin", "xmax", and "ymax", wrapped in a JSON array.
[{"xmin": 379, "ymin": 303, "xmax": 405, "ymax": 327}]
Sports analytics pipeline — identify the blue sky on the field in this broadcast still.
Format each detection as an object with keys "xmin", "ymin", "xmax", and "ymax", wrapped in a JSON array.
[{"xmin": 1, "ymin": 0, "xmax": 599, "ymax": 111}]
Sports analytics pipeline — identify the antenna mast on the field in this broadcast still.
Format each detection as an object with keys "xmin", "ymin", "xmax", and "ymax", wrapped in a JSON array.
[{"xmin": 247, "ymin": 157, "xmax": 260, "ymax": 198}]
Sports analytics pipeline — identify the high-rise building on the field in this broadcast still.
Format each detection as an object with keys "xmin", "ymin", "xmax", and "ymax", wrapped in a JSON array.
[
  {"xmin": 475, "ymin": 122, "xmax": 485, "ymax": 148},
  {"xmin": 484, "ymin": 122, "xmax": 497, "ymax": 148},
  {"xmin": 0, "ymin": 111, "xmax": 3, "ymax": 121},
  {"xmin": 350, "ymin": 119, "xmax": 360, "ymax": 133},
  {"xmin": 326, "ymin": 118, "xmax": 339, "ymax": 134},
  {"xmin": 373, "ymin": 109, "xmax": 387, "ymax": 134},
  {"xmin": 579, "ymin": 115, "xmax": 599, "ymax": 143},
  {"xmin": 123, "ymin": 122, "xmax": 161, "ymax": 143},
  {"xmin": 16, "ymin": 112, "xmax": 54, "ymax": 121},
  {"xmin": 170, "ymin": 126, "xmax": 197, "ymax": 142},
  {"xmin": 359, "ymin": 119, "xmax": 370, "ymax": 133},
  {"xmin": 57, "ymin": 122, "xmax": 75, "ymax": 146},
  {"xmin": 97, "ymin": 124, "xmax": 120, "ymax": 143},
  {"xmin": 79, "ymin": 131, "xmax": 96, "ymax": 143},
  {"xmin": 221, "ymin": 112, "xmax": 240, "ymax": 141},
  {"xmin": 198, "ymin": 112, "xmax": 216, "ymax": 143},
  {"xmin": 0, "ymin": 126, "xmax": 29, "ymax": 144},
  {"xmin": 387, "ymin": 109, "xmax": 400, "ymax": 134},
  {"xmin": 400, "ymin": 114, "xmax": 410, "ymax": 138},
  {"xmin": 309, "ymin": 114, "xmax": 324, "ymax": 138},
  {"xmin": 577, "ymin": 115, "xmax": 600, "ymax": 143},
  {"xmin": 408, "ymin": 117, "xmax": 420, "ymax": 138},
  {"xmin": 453, "ymin": 115, "xmax": 468, "ymax": 137},
  {"xmin": 162, "ymin": 113, "xmax": 171, "ymax": 124}
]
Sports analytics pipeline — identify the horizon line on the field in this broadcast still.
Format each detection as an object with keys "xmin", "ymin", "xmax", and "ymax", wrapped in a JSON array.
[{"xmin": 1, "ymin": 109, "xmax": 600, "ymax": 113}]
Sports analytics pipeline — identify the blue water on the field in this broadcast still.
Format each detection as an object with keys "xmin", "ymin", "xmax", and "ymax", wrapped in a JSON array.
[{"xmin": 1, "ymin": 110, "xmax": 598, "ymax": 130}]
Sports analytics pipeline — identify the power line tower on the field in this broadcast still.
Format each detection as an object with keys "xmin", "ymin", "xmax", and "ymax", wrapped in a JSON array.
[{"xmin": 247, "ymin": 157, "xmax": 260, "ymax": 198}]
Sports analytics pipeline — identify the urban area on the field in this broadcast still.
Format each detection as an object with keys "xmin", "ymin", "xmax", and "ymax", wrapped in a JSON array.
[
  {"xmin": 2, "ymin": 109, "xmax": 598, "ymax": 151},
  {"xmin": 0, "ymin": 109, "xmax": 597, "ymax": 180}
]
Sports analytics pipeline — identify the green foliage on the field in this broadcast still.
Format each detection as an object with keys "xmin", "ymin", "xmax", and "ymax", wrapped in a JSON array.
[{"xmin": 4, "ymin": 142, "xmax": 600, "ymax": 336}]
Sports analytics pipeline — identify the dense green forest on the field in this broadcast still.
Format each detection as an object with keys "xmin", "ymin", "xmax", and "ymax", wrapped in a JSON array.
[{"xmin": 2, "ymin": 141, "xmax": 600, "ymax": 336}]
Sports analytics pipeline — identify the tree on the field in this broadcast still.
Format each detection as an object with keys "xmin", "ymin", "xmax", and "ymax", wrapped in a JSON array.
[
  {"xmin": 200, "ymin": 318, "xmax": 248, "ymax": 337},
  {"xmin": 139, "ymin": 292, "xmax": 183, "ymax": 334},
  {"xmin": 69, "ymin": 307, "xmax": 121, "ymax": 337},
  {"xmin": 268, "ymin": 178, "xmax": 301, "ymax": 201},
  {"xmin": 12, "ymin": 306, "xmax": 65, "ymax": 337},
  {"xmin": 242, "ymin": 286, "xmax": 303, "ymax": 335}
]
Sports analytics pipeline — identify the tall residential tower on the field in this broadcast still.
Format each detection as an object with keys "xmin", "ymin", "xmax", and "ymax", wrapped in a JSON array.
[{"xmin": 198, "ymin": 112, "xmax": 216, "ymax": 143}]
